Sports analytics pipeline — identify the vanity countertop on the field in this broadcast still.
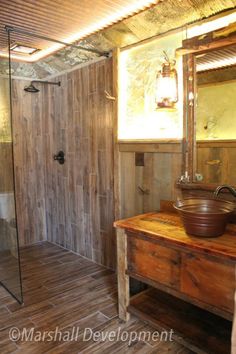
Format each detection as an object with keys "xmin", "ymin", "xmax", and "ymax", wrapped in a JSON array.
[{"xmin": 114, "ymin": 211, "xmax": 236, "ymax": 261}]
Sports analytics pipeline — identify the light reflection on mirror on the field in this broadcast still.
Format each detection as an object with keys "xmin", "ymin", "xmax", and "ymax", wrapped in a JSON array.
[{"xmin": 195, "ymin": 44, "xmax": 236, "ymax": 184}]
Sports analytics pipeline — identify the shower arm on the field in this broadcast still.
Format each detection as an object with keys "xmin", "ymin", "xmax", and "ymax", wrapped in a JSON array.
[{"xmin": 31, "ymin": 80, "xmax": 61, "ymax": 87}]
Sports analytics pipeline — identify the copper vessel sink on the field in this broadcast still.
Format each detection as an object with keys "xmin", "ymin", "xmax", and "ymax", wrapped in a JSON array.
[{"xmin": 173, "ymin": 198, "xmax": 235, "ymax": 237}]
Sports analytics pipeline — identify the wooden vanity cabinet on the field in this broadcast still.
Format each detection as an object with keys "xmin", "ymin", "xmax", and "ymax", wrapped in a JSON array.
[
  {"xmin": 115, "ymin": 211, "xmax": 236, "ymax": 316},
  {"xmin": 127, "ymin": 231, "xmax": 235, "ymax": 316},
  {"xmin": 115, "ymin": 211, "xmax": 236, "ymax": 353}
]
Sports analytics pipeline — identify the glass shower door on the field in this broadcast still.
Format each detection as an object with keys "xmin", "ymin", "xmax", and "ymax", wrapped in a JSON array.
[{"xmin": 0, "ymin": 33, "xmax": 23, "ymax": 303}]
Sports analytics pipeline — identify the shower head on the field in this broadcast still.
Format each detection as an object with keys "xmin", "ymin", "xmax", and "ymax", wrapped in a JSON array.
[
  {"xmin": 24, "ymin": 80, "xmax": 61, "ymax": 93},
  {"xmin": 24, "ymin": 84, "xmax": 40, "ymax": 93}
]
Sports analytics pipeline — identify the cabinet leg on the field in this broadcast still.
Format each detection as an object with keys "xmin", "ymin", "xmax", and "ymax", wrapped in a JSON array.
[
  {"xmin": 116, "ymin": 228, "xmax": 130, "ymax": 321},
  {"xmin": 232, "ymin": 266, "xmax": 236, "ymax": 354}
]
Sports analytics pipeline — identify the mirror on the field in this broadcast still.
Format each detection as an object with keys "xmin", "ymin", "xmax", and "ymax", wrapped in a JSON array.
[
  {"xmin": 195, "ymin": 44, "xmax": 236, "ymax": 185},
  {"xmin": 180, "ymin": 22, "xmax": 236, "ymax": 189}
]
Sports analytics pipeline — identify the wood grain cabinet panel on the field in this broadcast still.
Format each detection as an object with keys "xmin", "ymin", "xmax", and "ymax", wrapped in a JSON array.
[
  {"xmin": 181, "ymin": 253, "xmax": 235, "ymax": 313},
  {"xmin": 127, "ymin": 234, "xmax": 180, "ymax": 289}
]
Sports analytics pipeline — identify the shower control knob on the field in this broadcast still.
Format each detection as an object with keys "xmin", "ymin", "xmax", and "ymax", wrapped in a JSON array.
[{"xmin": 53, "ymin": 151, "xmax": 65, "ymax": 165}]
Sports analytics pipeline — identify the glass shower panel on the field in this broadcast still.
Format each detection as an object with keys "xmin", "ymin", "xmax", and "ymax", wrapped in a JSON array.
[{"xmin": 0, "ymin": 32, "xmax": 23, "ymax": 303}]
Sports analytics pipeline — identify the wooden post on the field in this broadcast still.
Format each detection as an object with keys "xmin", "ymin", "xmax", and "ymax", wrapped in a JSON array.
[
  {"xmin": 116, "ymin": 227, "xmax": 130, "ymax": 321},
  {"xmin": 232, "ymin": 265, "xmax": 236, "ymax": 354},
  {"xmin": 112, "ymin": 48, "xmax": 121, "ymax": 221}
]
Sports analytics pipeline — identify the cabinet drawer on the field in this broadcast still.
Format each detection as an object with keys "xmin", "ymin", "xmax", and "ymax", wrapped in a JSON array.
[
  {"xmin": 181, "ymin": 254, "xmax": 235, "ymax": 313},
  {"xmin": 127, "ymin": 235, "xmax": 180, "ymax": 289}
]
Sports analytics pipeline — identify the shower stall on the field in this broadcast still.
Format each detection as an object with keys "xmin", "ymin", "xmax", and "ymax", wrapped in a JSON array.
[
  {"xmin": 0, "ymin": 25, "xmax": 114, "ymax": 303},
  {"xmin": 0, "ymin": 29, "xmax": 63, "ymax": 303},
  {"xmin": 0, "ymin": 33, "xmax": 23, "ymax": 303},
  {"xmin": 0, "ymin": 74, "xmax": 61, "ymax": 304}
]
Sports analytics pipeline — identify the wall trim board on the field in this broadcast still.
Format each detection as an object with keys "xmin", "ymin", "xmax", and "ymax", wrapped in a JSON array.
[
  {"xmin": 197, "ymin": 140, "xmax": 236, "ymax": 148},
  {"xmin": 119, "ymin": 141, "xmax": 182, "ymax": 153}
]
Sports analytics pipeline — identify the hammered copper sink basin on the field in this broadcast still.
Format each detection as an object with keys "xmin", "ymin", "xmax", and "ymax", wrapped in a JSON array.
[{"xmin": 173, "ymin": 198, "xmax": 235, "ymax": 237}]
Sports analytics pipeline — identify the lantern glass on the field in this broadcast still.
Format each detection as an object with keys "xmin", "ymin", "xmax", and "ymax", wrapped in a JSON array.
[{"xmin": 156, "ymin": 65, "xmax": 178, "ymax": 108}]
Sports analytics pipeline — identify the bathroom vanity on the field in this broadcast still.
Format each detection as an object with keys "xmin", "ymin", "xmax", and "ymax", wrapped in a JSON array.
[{"xmin": 114, "ymin": 206, "xmax": 236, "ymax": 353}]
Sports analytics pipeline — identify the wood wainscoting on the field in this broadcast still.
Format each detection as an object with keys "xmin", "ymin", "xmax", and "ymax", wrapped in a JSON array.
[
  {"xmin": 197, "ymin": 140, "xmax": 236, "ymax": 185},
  {"xmin": 119, "ymin": 142, "xmax": 182, "ymax": 218},
  {"xmin": 11, "ymin": 58, "xmax": 116, "ymax": 268}
]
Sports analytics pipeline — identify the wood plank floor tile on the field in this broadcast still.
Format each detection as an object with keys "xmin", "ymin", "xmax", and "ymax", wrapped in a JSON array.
[{"xmin": 0, "ymin": 242, "xmax": 197, "ymax": 353}]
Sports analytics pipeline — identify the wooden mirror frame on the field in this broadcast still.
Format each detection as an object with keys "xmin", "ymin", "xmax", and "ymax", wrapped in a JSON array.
[{"xmin": 179, "ymin": 22, "xmax": 236, "ymax": 191}]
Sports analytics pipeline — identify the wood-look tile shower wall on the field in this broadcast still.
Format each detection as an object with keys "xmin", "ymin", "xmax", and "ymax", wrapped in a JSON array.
[{"xmin": 12, "ymin": 58, "xmax": 116, "ymax": 268}]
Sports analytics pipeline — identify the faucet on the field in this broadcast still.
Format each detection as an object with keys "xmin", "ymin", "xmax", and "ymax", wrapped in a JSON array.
[{"xmin": 214, "ymin": 185, "xmax": 236, "ymax": 198}]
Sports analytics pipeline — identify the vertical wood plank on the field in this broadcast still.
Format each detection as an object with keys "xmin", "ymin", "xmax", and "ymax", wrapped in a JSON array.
[{"xmin": 113, "ymin": 48, "xmax": 121, "ymax": 221}]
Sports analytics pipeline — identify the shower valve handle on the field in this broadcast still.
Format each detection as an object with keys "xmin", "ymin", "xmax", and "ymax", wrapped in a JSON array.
[{"xmin": 54, "ymin": 151, "xmax": 65, "ymax": 165}]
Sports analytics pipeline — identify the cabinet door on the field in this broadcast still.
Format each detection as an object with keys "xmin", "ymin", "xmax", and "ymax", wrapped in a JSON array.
[
  {"xmin": 127, "ymin": 235, "xmax": 180, "ymax": 289},
  {"xmin": 181, "ymin": 253, "xmax": 235, "ymax": 313}
]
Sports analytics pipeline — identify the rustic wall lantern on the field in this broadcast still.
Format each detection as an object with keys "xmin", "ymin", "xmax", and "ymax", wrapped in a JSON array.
[{"xmin": 155, "ymin": 51, "xmax": 178, "ymax": 109}]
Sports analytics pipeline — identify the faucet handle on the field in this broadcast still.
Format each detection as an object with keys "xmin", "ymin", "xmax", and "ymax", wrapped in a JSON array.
[{"xmin": 54, "ymin": 151, "xmax": 65, "ymax": 165}]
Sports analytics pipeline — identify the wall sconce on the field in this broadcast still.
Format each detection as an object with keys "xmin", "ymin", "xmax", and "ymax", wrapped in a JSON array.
[{"xmin": 155, "ymin": 51, "xmax": 178, "ymax": 109}]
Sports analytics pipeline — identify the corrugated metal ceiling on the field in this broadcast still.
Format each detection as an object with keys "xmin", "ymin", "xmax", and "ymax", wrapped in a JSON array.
[
  {"xmin": 0, "ymin": 0, "xmax": 236, "ymax": 78},
  {"xmin": 197, "ymin": 44, "xmax": 236, "ymax": 71},
  {"xmin": 0, "ymin": 0, "xmax": 159, "ymax": 61}
]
